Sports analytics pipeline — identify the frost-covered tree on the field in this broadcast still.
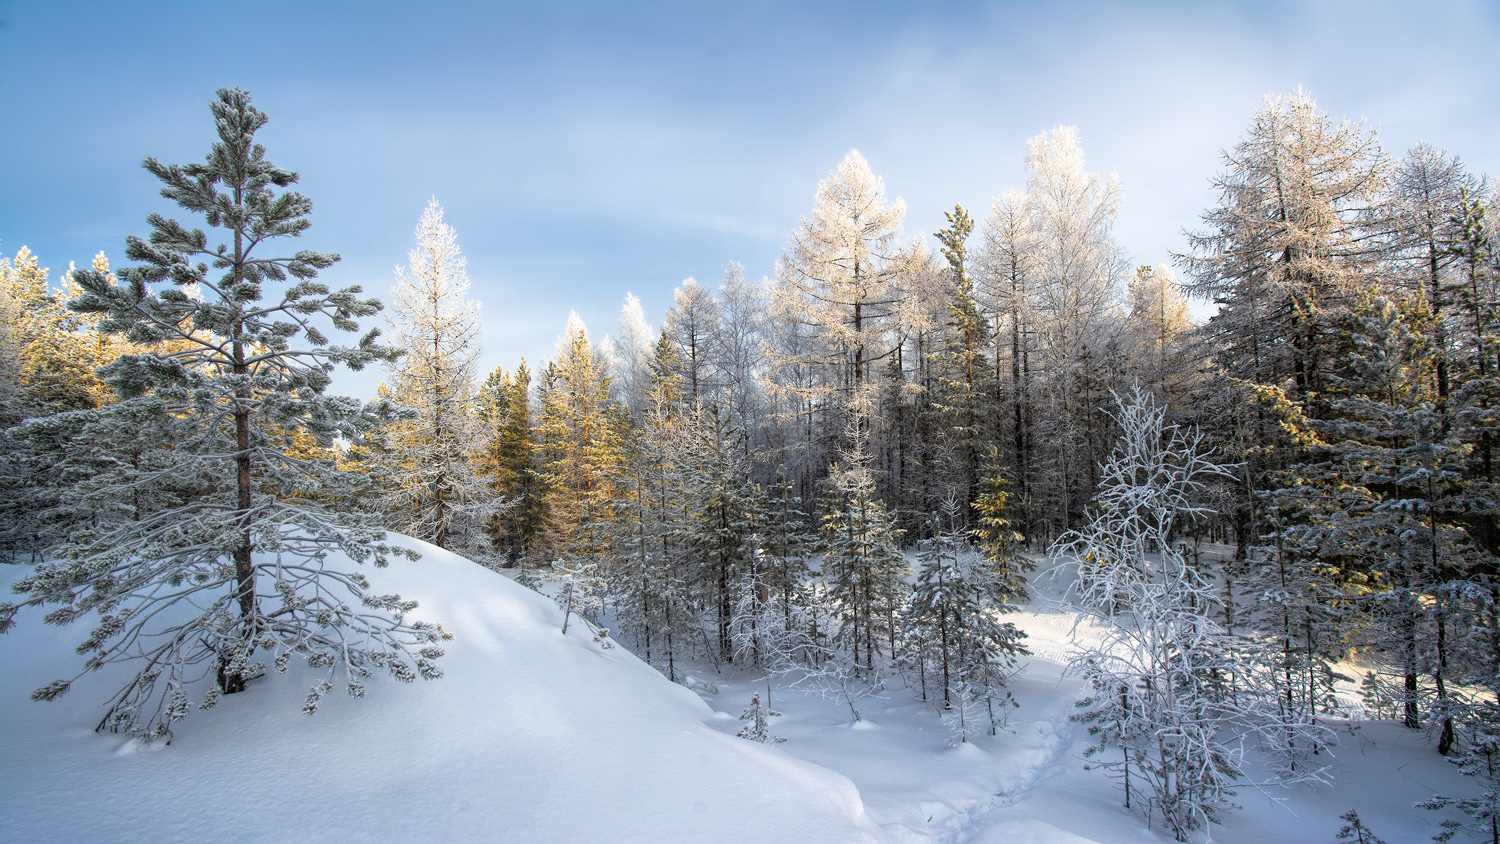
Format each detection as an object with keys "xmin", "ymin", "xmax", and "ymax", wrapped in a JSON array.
[
  {"xmin": 1026, "ymin": 126, "xmax": 1129, "ymax": 535},
  {"xmin": 0, "ymin": 89, "xmax": 446, "ymax": 737},
  {"xmin": 1179, "ymin": 88, "xmax": 1387, "ymax": 406},
  {"xmin": 736, "ymin": 692, "xmax": 786, "ymax": 743},
  {"xmin": 1060, "ymin": 387, "xmax": 1227, "ymax": 611},
  {"xmin": 1060, "ymin": 387, "xmax": 1327, "ymax": 840},
  {"xmin": 375, "ymin": 199, "xmax": 495, "ymax": 553},
  {"xmin": 770, "ymin": 150, "xmax": 914, "ymax": 446},
  {"xmin": 713, "ymin": 262, "xmax": 768, "ymax": 450},
  {"xmin": 664, "ymin": 277, "xmax": 720, "ymax": 406},
  {"xmin": 604, "ymin": 333, "xmax": 697, "ymax": 679},
  {"xmin": 820, "ymin": 413, "xmax": 908, "ymax": 673},
  {"xmin": 1390, "ymin": 143, "xmax": 1477, "ymax": 409},
  {"xmin": 610, "ymin": 292, "xmax": 656, "ymax": 419},
  {"xmin": 977, "ymin": 189, "xmax": 1040, "ymax": 541},
  {"xmin": 903, "ymin": 496, "xmax": 1026, "ymax": 728},
  {"xmin": 679, "ymin": 403, "xmax": 755, "ymax": 662},
  {"xmin": 1125, "ymin": 264, "xmax": 1193, "ymax": 403},
  {"xmin": 1177, "ymin": 89, "xmax": 1389, "ymax": 565}
]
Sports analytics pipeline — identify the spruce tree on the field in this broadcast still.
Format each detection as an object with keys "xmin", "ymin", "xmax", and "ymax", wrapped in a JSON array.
[
  {"xmin": 478, "ymin": 360, "xmax": 538, "ymax": 564},
  {"xmin": 932, "ymin": 204, "xmax": 995, "ymax": 524},
  {"xmin": 904, "ymin": 496, "xmax": 1026, "ymax": 722},
  {"xmin": 820, "ymin": 416, "xmax": 907, "ymax": 673}
]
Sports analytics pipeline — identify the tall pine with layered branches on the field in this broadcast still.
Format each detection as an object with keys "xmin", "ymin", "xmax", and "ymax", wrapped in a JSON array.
[{"xmin": 0, "ymin": 89, "xmax": 446, "ymax": 737}]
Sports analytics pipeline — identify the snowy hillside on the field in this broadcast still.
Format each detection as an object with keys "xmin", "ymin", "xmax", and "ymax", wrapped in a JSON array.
[
  {"xmin": 0, "ymin": 538, "xmax": 1483, "ymax": 844},
  {"xmin": 0, "ymin": 536, "xmax": 883, "ymax": 844}
]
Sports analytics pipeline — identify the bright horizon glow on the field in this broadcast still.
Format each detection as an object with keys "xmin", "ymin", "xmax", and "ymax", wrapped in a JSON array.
[{"xmin": 2, "ymin": 0, "xmax": 1496, "ymax": 399}]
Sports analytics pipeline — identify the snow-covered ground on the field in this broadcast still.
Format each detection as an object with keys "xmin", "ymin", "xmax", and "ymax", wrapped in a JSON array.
[
  {"xmin": 0, "ymin": 537, "xmax": 882, "ymax": 843},
  {"xmin": 0, "ymin": 540, "xmax": 1480, "ymax": 843},
  {"xmin": 678, "ymin": 554, "xmax": 1478, "ymax": 843}
]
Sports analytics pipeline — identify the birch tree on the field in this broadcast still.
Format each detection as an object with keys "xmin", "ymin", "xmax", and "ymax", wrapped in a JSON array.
[{"xmin": 1060, "ymin": 387, "xmax": 1329, "ymax": 841}]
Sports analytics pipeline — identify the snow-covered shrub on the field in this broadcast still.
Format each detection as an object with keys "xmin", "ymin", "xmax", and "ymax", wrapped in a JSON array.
[{"xmin": 1059, "ymin": 387, "xmax": 1330, "ymax": 841}]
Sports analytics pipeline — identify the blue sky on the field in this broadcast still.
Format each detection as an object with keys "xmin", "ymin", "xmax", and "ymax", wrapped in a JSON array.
[{"xmin": 2, "ymin": 0, "xmax": 1497, "ymax": 399}]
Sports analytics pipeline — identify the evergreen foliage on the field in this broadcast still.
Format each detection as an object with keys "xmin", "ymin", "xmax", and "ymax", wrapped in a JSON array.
[
  {"xmin": 0, "ymin": 89, "xmax": 446, "ymax": 737},
  {"xmin": 903, "ymin": 496, "xmax": 1026, "ymax": 731}
]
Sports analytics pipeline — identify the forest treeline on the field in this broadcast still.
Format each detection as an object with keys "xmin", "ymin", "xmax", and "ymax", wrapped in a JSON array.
[{"xmin": 3, "ymin": 89, "xmax": 1500, "ymax": 835}]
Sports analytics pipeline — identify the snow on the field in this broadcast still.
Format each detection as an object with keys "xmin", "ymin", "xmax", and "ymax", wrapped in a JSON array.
[
  {"xmin": 679, "ymin": 555, "xmax": 1479, "ymax": 843},
  {"xmin": 0, "ymin": 535, "xmax": 882, "ymax": 844},
  {"xmin": 0, "ymin": 540, "xmax": 1483, "ymax": 843}
]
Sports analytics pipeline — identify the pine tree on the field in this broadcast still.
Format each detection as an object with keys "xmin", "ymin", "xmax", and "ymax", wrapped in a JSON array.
[{"xmin": 0, "ymin": 89, "xmax": 445, "ymax": 737}]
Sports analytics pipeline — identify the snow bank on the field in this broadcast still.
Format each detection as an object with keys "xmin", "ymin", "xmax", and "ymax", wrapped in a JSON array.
[{"xmin": 0, "ymin": 536, "xmax": 885, "ymax": 843}]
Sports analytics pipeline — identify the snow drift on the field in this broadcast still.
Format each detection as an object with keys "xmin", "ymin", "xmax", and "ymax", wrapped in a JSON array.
[{"xmin": 0, "ymin": 535, "xmax": 885, "ymax": 843}]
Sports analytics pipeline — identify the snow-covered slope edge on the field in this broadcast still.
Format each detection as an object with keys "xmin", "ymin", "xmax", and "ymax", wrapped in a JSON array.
[{"xmin": 0, "ymin": 536, "xmax": 886, "ymax": 844}]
